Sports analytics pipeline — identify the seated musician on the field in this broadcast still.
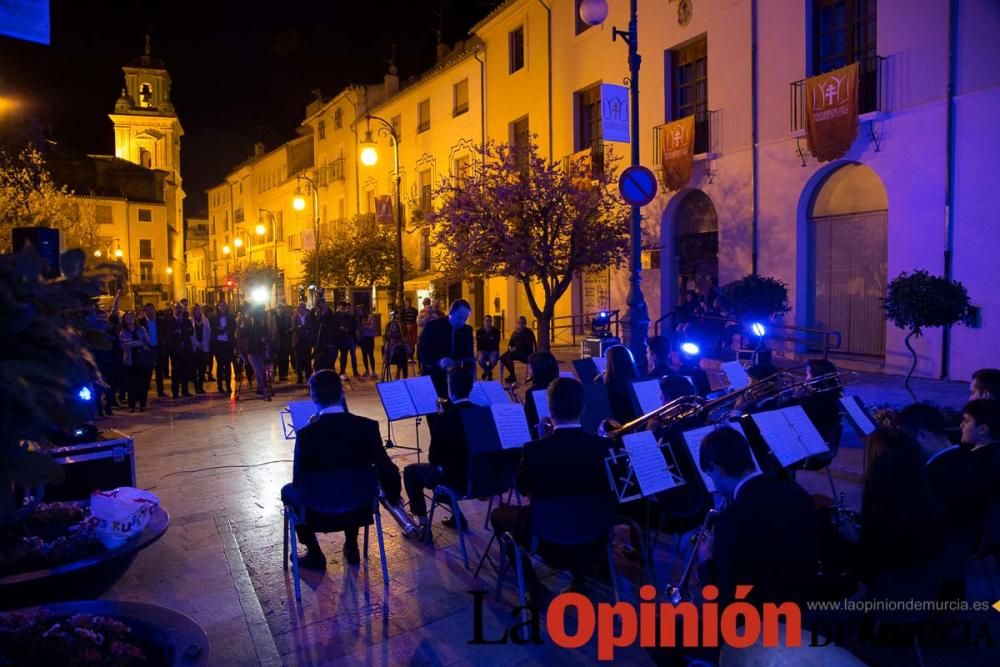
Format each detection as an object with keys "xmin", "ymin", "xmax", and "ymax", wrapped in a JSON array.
[
  {"xmin": 961, "ymin": 399, "xmax": 1000, "ymax": 555},
  {"xmin": 696, "ymin": 427, "xmax": 818, "ymax": 605},
  {"xmin": 899, "ymin": 403, "xmax": 985, "ymax": 595},
  {"xmin": 490, "ymin": 377, "xmax": 614, "ymax": 598},
  {"xmin": 643, "ymin": 335, "xmax": 673, "ymax": 380},
  {"xmin": 403, "ymin": 368, "xmax": 477, "ymax": 535},
  {"xmin": 281, "ymin": 370, "xmax": 401, "ymax": 568},
  {"xmin": 523, "ymin": 351, "xmax": 560, "ymax": 437},
  {"xmin": 970, "ymin": 368, "xmax": 1000, "ymax": 400},
  {"xmin": 856, "ymin": 428, "xmax": 944, "ymax": 588},
  {"xmin": 597, "ymin": 344, "xmax": 640, "ymax": 427}
]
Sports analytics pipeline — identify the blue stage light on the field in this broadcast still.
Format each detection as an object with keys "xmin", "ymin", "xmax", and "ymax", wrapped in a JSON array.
[
  {"xmin": 750, "ymin": 322, "xmax": 767, "ymax": 337},
  {"xmin": 77, "ymin": 386, "xmax": 92, "ymax": 402},
  {"xmin": 599, "ymin": 311, "xmax": 608, "ymax": 319},
  {"xmin": 680, "ymin": 341, "xmax": 701, "ymax": 356}
]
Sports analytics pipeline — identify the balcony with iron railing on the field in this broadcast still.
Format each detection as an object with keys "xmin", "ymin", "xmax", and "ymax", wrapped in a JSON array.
[{"xmin": 790, "ymin": 55, "xmax": 888, "ymax": 133}]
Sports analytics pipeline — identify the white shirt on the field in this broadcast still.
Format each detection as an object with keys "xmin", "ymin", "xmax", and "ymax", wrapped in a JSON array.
[
  {"xmin": 733, "ymin": 471, "xmax": 764, "ymax": 500},
  {"xmin": 926, "ymin": 444, "xmax": 960, "ymax": 465}
]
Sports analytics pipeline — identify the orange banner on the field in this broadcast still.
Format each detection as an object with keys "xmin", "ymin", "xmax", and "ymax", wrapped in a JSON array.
[
  {"xmin": 374, "ymin": 195, "xmax": 393, "ymax": 224},
  {"xmin": 804, "ymin": 62, "xmax": 859, "ymax": 162},
  {"xmin": 660, "ymin": 116, "xmax": 695, "ymax": 191}
]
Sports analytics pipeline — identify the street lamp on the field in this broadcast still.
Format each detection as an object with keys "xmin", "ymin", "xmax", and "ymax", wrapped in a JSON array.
[
  {"xmin": 580, "ymin": 0, "xmax": 650, "ymax": 367},
  {"xmin": 293, "ymin": 175, "xmax": 320, "ymax": 303},
  {"xmin": 359, "ymin": 114, "xmax": 405, "ymax": 310}
]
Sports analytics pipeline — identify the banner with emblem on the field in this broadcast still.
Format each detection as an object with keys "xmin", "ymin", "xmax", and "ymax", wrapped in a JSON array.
[
  {"xmin": 804, "ymin": 62, "xmax": 859, "ymax": 162},
  {"xmin": 660, "ymin": 115, "xmax": 695, "ymax": 191},
  {"xmin": 374, "ymin": 195, "xmax": 393, "ymax": 224}
]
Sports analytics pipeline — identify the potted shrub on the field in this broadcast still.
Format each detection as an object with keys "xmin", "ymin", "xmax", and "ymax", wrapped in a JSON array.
[
  {"xmin": 882, "ymin": 270, "xmax": 971, "ymax": 401},
  {"xmin": 718, "ymin": 274, "xmax": 791, "ymax": 360}
]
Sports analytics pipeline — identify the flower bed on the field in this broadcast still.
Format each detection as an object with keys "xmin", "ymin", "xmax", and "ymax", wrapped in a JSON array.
[
  {"xmin": 0, "ymin": 503, "xmax": 104, "ymax": 579},
  {"xmin": 0, "ymin": 610, "xmax": 150, "ymax": 666}
]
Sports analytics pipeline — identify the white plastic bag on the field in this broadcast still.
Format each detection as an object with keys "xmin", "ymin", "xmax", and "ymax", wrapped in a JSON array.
[{"xmin": 90, "ymin": 487, "xmax": 160, "ymax": 548}]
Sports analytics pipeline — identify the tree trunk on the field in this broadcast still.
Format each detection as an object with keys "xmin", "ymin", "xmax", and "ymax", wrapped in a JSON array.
[
  {"xmin": 536, "ymin": 313, "xmax": 551, "ymax": 352},
  {"xmin": 903, "ymin": 330, "xmax": 919, "ymax": 402}
]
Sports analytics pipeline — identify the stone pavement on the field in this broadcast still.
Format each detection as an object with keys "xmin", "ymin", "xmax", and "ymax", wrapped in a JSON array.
[{"xmin": 93, "ymin": 357, "xmax": 996, "ymax": 666}]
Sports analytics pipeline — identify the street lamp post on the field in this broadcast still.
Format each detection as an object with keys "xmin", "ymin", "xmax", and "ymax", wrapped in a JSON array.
[
  {"xmin": 581, "ymin": 0, "xmax": 650, "ymax": 367},
  {"xmin": 360, "ymin": 114, "xmax": 405, "ymax": 310},
  {"xmin": 293, "ymin": 175, "xmax": 321, "ymax": 304}
]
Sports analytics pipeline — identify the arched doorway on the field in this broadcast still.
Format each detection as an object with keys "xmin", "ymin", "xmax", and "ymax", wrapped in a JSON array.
[
  {"xmin": 674, "ymin": 189, "xmax": 719, "ymax": 302},
  {"xmin": 809, "ymin": 163, "xmax": 888, "ymax": 357}
]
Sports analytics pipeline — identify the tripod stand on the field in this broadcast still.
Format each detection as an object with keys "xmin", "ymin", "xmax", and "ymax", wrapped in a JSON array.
[{"xmin": 233, "ymin": 352, "xmax": 272, "ymax": 402}]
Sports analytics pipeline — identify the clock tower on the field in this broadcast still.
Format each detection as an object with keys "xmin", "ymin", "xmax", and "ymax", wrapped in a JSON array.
[{"xmin": 108, "ymin": 35, "xmax": 185, "ymax": 299}]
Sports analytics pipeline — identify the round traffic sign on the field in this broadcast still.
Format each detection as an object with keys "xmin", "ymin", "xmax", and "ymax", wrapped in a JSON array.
[{"xmin": 618, "ymin": 165, "xmax": 658, "ymax": 207}]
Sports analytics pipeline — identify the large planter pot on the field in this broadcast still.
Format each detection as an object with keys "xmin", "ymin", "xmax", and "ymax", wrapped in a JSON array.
[
  {"xmin": 0, "ymin": 505, "xmax": 169, "ymax": 609},
  {"xmin": 1, "ymin": 600, "xmax": 210, "ymax": 666}
]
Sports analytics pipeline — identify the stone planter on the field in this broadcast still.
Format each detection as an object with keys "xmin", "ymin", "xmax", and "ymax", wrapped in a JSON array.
[{"xmin": 0, "ymin": 505, "xmax": 169, "ymax": 609}]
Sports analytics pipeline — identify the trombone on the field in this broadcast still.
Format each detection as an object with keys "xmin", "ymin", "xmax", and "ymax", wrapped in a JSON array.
[
  {"xmin": 664, "ymin": 508, "xmax": 718, "ymax": 604},
  {"xmin": 606, "ymin": 372, "xmax": 791, "ymax": 438}
]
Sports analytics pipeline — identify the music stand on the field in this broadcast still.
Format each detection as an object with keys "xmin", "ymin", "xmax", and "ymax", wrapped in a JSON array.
[{"xmin": 375, "ymin": 376, "xmax": 440, "ymax": 463}]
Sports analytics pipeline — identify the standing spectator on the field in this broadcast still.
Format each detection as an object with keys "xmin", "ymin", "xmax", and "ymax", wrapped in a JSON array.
[
  {"xmin": 400, "ymin": 298, "xmax": 419, "ymax": 361},
  {"xmin": 475, "ymin": 314, "xmax": 501, "ymax": 380},
  {"xmin": 190, "ymin": 304, "xmax": 211, "ymax": 394},
  {"xmin": 500, "ymin": 316, "xmax": 536, "ymax": 384},
  {"xmin": 240, "ymin": 306, "xmax": 270, "ymax": 399},
  {"xmin": 336, "ymin": 301, "xmax": 360, "ymax": 378},
  {"xmin": 211, "ymin": 301, "xmax": 237, "ymax": 394},
  {"xmin": 384, "ymin": 312, "xmax": 410, "ymax": 379},
  {"xmin": 417, "ymin": 297, "xmax": 434, "ymax": 333},
  {"xmin": 119, "ymin": 311, "xmax": 153, "ymax": 412},
  {"xmin": 139, "ymin": 302, "xmax": 168, "ymax": 397},
  {"xmin": 274, "ymin": 303, "xmax": 292, "ymax": 382},
  {"xmin": 165, "ymin": 302, "xmax": 194, "ymax": 398},
  {"xmin": 203, "ymin": 304, "xmax": 216, "ymax": 383},
  {"xmin": 312, "ymin": 299, "xmax": 336, "ymax": 371},
  {"xmin": 292, "ymin": 302, "xmax": 315, "ymax": 383},
  {"xmin": 357, "ymin": 305, "xmax": 377, "ymax": 379}
]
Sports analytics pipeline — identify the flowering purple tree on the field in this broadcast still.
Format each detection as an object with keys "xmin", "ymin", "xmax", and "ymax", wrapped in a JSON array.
[{"xmin": 427, "ymin": 140, "xmax": 629, "ymax": 350}]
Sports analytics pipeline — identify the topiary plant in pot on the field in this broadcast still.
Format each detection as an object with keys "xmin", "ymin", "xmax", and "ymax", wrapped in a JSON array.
[
  {"xmin": 0, "ymin": 247, "xmax": 107, "ymax": 522},
  {"xmin": 718, "ymin": 274, "xmax": 792, "ymax": 322},
  {"xmin": 882, "ymin": 270, "xmax": 971, "ymax": 402}
]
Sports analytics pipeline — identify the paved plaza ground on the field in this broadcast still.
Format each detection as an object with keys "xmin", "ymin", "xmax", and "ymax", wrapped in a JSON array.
[{"xmin": 92, "ymin": 352, "xmax": 1000, "ymax": 666}]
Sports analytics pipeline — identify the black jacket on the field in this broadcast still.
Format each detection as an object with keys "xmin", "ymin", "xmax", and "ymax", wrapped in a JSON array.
[
  {"xmin": 516, "ymin": 427, "xmax": 612, "ymax": 500},
  {"xmin": 291, "ymin": 311, "xmax": 316, "ymax": 350},
  {"xmin": 164, "ymin": 315, "xmax": 194, "ymax": 356},
  {"xmin": 293, "ymin": 411, "xmax": 401, "ymax": 504},
  {"xmin": 210, "ymin": 312, "xmax": 237, "ymax": 345},
  {"xmin": 700, "ymin": 475, "xmax": 818, "ymax": 606},
  {"xmin": 476, "ymin": 327, "xmax": 502, "ymax": 353},
  {"xmin": 429, "ymin": 401, "xmax": 477, "ymax": 490},
  {"xmin": 507, "ymin": 327, "xmax": 536, "ymax": 356},
  {"xmin": 418, "ymin": 317, "xmax": 475, "ymax": 369}
]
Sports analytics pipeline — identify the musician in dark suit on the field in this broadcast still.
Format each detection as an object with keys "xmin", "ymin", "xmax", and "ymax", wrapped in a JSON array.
[
  {"xmin": 696, "ymin": 426, "xmax": 818, "ymax": 606},
  {"xmin": 961, "ymin": 399, "xmax": 1000, "ymax": 556},
  {"xmin": 281, "ymin": 370, "xmax": 401, "ymax": 568},
  {"xmin": 899, "ymin": 403, "xmax": 985, "ymax": 597},
  {"xmin": 417, "ymin": 299, "xmax": 475, "ymax": 399},
  {"xmin": 491, "ymin": 377, "xmax": 615, "ymax": 596},
  {"xmin": 403, "ymin": 368, "xmax": 477, "ymax": 534},
  {"xmin": 643, "ymin": 335, "xmax": 673, "ymax": 380}
]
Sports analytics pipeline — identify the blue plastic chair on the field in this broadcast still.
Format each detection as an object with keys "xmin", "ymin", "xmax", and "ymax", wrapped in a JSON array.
[{"xmin": 282, "ymin": 467, "xmax": 388, "ymax": 601}]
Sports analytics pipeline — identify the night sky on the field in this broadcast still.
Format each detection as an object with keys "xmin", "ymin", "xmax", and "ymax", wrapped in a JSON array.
[{"xmin": 0, "ymin": 0, "xmax": 499, "ymax": 215}]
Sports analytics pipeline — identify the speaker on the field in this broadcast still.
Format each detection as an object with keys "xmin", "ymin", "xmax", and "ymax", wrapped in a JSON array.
[{"xmin": 12, "ymin": 226, "xmax": 61, "ymax": 278}]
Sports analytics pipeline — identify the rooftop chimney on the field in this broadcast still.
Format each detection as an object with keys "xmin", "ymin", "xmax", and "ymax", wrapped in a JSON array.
[{"xmin": 253, "ymin": 141, "xmax": 265, "ymax": 157}]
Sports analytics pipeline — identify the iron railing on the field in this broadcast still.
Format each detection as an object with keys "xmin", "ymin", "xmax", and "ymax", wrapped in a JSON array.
[
  {"xmin": 790, "ymin": 55, "xmax": 887, "ymax": 133},
  {"xmin": 532, "ymin": 310, "xmax": 621, "ymax": 347}
]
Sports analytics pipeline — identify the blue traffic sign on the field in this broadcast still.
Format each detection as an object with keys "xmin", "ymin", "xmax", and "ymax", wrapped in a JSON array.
[{"xmin": 618, "ymin": 165, "xmax": 658, "ymax": 207}]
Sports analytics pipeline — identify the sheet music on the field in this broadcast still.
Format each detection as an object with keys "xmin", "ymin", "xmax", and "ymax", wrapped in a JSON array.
[
  {"xmin": 469, "ymin": 383, "xmax": 491, "ymax": 407},
  {"xmin": 622, "ymin": 431, "xmax": 677, "ymax": 496},
  {"xmin": 404, "ymin": 376, "xmax": 440, "ymax": 415},
  {"xmin": 721, "ymin": 361, "xmax": 750, "ymax": 390},
  {"xmin": 377, "ymin": 381, "xmax": 418, "ymax": 420},
  {"xmin": 560, "ymin": 371, "xmax": 576, "ymax": 379},
  {"xmin": 531, "ymin": 389, "xmax": 550, "ymax": 421},
  {"xmin": 481, "ymin": 381, "xmax": 510, "ymax": 405},
  {"xmin": 490, "ymin": 403, "xmax": 531, "ymax": 450},
  {"xmin": 593, "ymin": 356, "xmax": 607, "ymax": 374},
  {"xmin": 631, "ymin": 379, "xmax": 663, "ymax": 415},
  {"xmin": 682, "ymin": 423, "xmax": 758, "ymax": 494},
  {"xmin": 841, "ymin": 395, "xmax": 876, "ymax": 436},
  {"xmin": 783, "ymin": 405, "xmax": 829, "ymax": 456},
  {"xmin": 287, "ymin": 401, "xmax": 317, "ymax": 431}
]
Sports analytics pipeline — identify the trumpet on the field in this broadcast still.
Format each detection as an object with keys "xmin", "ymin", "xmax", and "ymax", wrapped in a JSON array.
[
  {"xmin": 769, "ymin": 370, "xmax": 860, "ymax": 403},
  {"xmin": 378, "ymin": 491, "xmax": 419, "ymax": 537},
  {"xmin": 665, "ymin": 508, "xmax": 718, "ymax": 604}
]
